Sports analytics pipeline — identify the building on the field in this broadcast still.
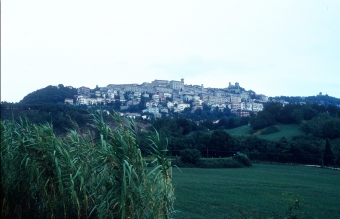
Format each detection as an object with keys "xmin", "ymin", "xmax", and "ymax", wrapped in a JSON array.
[
  {"xmin": 175, "ymin": 103, "xmax": 190, "ymax": 112},
  {"xmin": 152, "ymin": 94, "xmax": 160, "ymax": 102},
  {"xmin": 170, "ymin": 78, "xmax": 184, "ymax": 90},
  {"xmin": 230, "ymin": 95, "xmax": 241, "ymax": 103},
  {"xmin": 236, "ymin": 110, "xmax": 250, "ymax": 117},
  {"xmin": 147, "ymin": 107, "xmax": 159, "ymax": 114},
  {"xmin": 208, "ymin": 96, "xmax": 227, "ymax": 104},
  {"xmin": 252, "ymin": 103, "xmax": 264, "ymax": 112},
  {"xmin": 95, "ymin": 91, "xmax": 101, "ymax": 97},
  {"xmin": 231, "ymin": 103, "xmax": 241, "ymax": 111},
  {"xmin": 64, "ymin": 98, "xmax": 74, "ymax": 105},
  {"xmin": 78, "ymin": 86, "xmax": 90, "ymax": 96},
  {"xmin": 152, "ymin": 80, "xmax": 169, "ymax": 87}
]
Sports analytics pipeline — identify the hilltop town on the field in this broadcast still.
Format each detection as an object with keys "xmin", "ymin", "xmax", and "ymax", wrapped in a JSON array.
[{"xmin": 68, "ymin": 79, "xmax": 268, "ymax": 118}]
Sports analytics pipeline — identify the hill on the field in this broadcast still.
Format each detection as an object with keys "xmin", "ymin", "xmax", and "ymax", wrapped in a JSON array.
[
  {"xmin": 270, "ymin": 94, "xmax": 340, "ymax": 106},
  {"xmin": 20, "ymin": 84, "xmax": 77, "ymax": 104}
]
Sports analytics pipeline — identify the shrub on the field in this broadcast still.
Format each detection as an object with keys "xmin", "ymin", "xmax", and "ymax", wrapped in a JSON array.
[
  {"xmin": 260, "ymin": 125, "xmax": 280, "ymax": 135},
  {"xmin": 233, "ymin": 152, "xmax": 252, "ymax": 167},
  {"xmin": 198, "ymin": 158, "xmax": 244, "ymax": 168},
  {"xmin": 180, "ymin": 148, "xmax": 201, "ymax": 164}
]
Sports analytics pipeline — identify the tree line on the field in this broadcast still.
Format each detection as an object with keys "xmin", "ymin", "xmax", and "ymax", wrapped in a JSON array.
[
  {"xmin": 138, "ymin": 102, "xmax": 340, "ymax": 166},
  {"xmin": 249, "ymin": 102, "xmax": 340, "ymax": 139},
  {"xmin": 2, "ymin": 88, "xmax": 340, "ymax": 167}
]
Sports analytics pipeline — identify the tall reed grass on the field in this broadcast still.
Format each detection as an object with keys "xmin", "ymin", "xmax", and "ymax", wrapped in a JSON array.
[{"xmin": 1, "ymin": 112, "xmax": 174, "ymax": 219}]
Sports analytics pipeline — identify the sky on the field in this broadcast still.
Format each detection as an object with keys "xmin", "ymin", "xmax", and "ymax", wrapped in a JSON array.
[{"xmin": 2, "ymin": 0, "xmax": 340, "ymax": 103}]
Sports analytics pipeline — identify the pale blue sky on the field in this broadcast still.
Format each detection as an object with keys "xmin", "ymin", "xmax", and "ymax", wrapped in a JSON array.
[{"xmin": 2, "ymin": 0, "xmax": 340, "ymax": 102}]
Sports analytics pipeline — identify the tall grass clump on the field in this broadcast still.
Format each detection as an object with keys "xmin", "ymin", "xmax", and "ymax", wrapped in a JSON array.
[{"xmin": 1, "ymin": 112, "xmax": 174, "ymax": 219}]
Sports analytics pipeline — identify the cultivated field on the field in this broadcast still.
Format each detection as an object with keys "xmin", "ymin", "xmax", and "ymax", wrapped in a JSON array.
[
  {"xmin": 225, "ymin": 124, "xmax": 304, "ymax": 141},
  {"xmin": 171, "ymin": 163, "xmax": 340, "ymax": 219}
]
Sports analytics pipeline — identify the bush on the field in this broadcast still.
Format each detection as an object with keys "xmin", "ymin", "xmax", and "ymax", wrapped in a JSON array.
[
  {"xmin": 233, "ymin": 152, "xmax": 252, "ymax": 167},
  {"xmin": 260, "ymin": 125, "xmax": 280, "ymax": 135},
  {"xmin": 198, "ymin": 158, "xmax": 244, "ymax": 168},
  {"xmin": 180, "ymin": 148, "xmax": 201, "ymax": 164},
  {"xmin": 173, "ymin": 153, "xmax": 252, "ymax": 168}
]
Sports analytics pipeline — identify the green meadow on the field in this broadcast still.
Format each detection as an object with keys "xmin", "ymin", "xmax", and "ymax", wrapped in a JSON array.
[
  {"xmin": 171, "ymin": 164, "xmax": 340, "ymax": 219},
  {"xmin": 225, "ymin": 124, "xmax": 304, "ymax": 141}
]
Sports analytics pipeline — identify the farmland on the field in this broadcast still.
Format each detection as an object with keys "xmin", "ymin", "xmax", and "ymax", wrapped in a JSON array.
[
  {"xmin": 225, "ymin": 124, "xmax": 304, "ymax": 141},
  {"xmin": 171, "ymin": 163, "xmax": 340, "ymax": 219}
]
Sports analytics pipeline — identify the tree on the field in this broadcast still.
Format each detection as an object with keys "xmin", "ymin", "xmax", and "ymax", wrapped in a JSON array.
[
  {"xmin": 180, "ymin": 148, "xmax": 201, "ymax": 164},
  {"xmin": 303, "ymin": 107, "xmax": 318, "ymax": 120},
  {"xmin": 300, "ymin": 113, "xmax": 340, "ymax": 139},
  {"xmin": 324, "ymin": 139, "xmax": 334, "ymax": 166},
  {"xmin": 264, "ymin": 102, "xmax": 282, "ymax": 121},
  {"xmin": 291, "ymin": 109, "xmax": 304, "ymax": 124},
  {"xmin": 327, "ymin": 104, "xmax": 340, "ymax": 116},
  {"xmin": 210, "ymin": 130, "xmax": 233, "ymax": 157},
  {"xmin": 201, "ymin": 120, "xmax": 214, "ymax": 130},
  {"xmin": 217, "ymin": 117, "xmax": 228, "ymax": 129},
  {"xmin": 197, "ymin": 132, "xmax": 212, "ymax": 157},
  {"xmin": 250, "ymin": 111, "xmax": 276, "ymax": 130},
  {"xmin": 278, "ymin": 104, "xmax": 299, "ymax": 123},
  {"xmin": 20, "ymin": 85, "xmax": 77, "ymax": 104}
]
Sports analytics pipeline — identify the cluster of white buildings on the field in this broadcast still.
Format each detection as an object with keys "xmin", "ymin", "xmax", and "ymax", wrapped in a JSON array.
[{"xmin": 70, "ymin": 79, "xmax": 267, "ymax": 117}]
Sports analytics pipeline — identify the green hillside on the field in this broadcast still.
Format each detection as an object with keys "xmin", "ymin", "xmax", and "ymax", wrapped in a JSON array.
[
  {"xmin": 257, "ymin": 124, "xmax": 304, "ymax": 141},
  {"xmin": 225, "ymin": 124, "xmax": 304, "ymax": 141},
  {"xmin": 224, "ymin": 124, "xmax": 253, "ymax": 136}
]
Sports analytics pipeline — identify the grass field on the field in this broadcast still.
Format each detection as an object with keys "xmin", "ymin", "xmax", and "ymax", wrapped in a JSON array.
[
  {"xmin": 225, "ymin": 125, "xmax": 253, "ymax": 136},
  {"xmin": 171, "ymin": 164, "xmax": 340, "ymax": 219},
  {"xmin": 225, "ymin": 124, "xmax": 304, "ymax": 141}
]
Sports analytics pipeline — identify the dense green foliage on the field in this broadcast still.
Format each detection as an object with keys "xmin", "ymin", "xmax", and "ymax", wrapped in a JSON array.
[
  {"xmin": 232, "ymin": 152, "xmax": 252, "ymax": 167},
  {"xmin": 270, "ymin": 94, "xmax": 340, "ymax": 106},
  {"xmin": 172, "ymin": 164, "xmax": 340, "ymax": 219},
  {"xmin": 1, "ymin": 102, "xmax": 89, "ymax": 134},
  {"xmin": 300, "ymin": 113, "xmax": 340, "ymax": 139},
  {"xmin": 154, "ymin": 121, "xmax": 340, "ymax": 166},
  {"xmin": 196, "ymin": 158, "xmax": 246, "ymax": 168},
  {"xmin": 250, "ymin": 102, "xmax": 340, "ymax": 130},
  {"xmin": 180, "ymin": 148, "xmax": 202, "ymax": 165},
  {"xmin": 174, "ymin": 153, "xmax": 251, "ymax": 168},
  {"xmin": 2, "ymin": 98, "xmax": 340, "ymax": 167},
  {"xmin": 1, "ymin": 113, "xmax": 174, "ymax": 219},
  {"xmin": 20, "ymin": 84, "xmax": 77, "ymax": 104}
]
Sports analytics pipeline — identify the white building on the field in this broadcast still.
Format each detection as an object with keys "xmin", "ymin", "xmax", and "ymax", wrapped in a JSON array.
[
  {"xmin": 230, "ymin": 95, "xmax": 241, "ymax": 103},
  {"xmin": 252, "ymin": 103, "xmax": 264, "ymax": 112},
  {"xmin": 231, "ymin": 103, "xmax": 241, "ymax": 111},
  {"xmin": 152, "ymin": 94, "xmax": 160, "ymax": 102},
  {"xmin": 167, "ymin": 101, "xmax": 174, "ymax": 109},
  {"xmin": 175, "ymin": 103, "xmax": 190, "ymax": 112},
  {"xmin": 170, "ymin": 78, "xmax": 184, "ymax": 90},
  {"xmin": 147, "ymin": 107, "xmax": 159, "ymax": 114},
  {"xmin": 244, "ymin": 103, "xmax": 253, "ymax": 111}
]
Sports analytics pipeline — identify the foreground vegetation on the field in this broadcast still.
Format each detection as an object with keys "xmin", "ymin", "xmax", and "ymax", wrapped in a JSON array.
[
  {"xmin": 1, "ymin": 113, "xmax": 174, "ymax": 219},
  {"xmin": 172, "ymin": 163, "xmax": 340, "ymax": 219}
]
